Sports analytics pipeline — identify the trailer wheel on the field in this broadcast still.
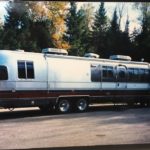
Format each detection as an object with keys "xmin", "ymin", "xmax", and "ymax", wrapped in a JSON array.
[
  {"xmin": 76, "ymin": 98, "xmax": 88, "ymax": 112},
  {"xmin": 57, "ymin": 99, "xmax": 71, "ymax": 113}
]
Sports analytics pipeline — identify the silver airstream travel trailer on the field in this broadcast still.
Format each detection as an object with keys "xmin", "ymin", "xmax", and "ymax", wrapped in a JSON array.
[{"xmin": 0, "ymin": 48, "xmax": 150, "ymax": 113}]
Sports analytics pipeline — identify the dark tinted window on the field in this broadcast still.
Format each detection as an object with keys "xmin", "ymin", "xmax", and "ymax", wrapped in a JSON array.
[
  {"xmin": 118, "ymin": 68, "xmax": 126, "ymax": 82},
  {"xmin": 127, "ymin": 68, "xmax": 134, "ymax": 82},
  {"xmin": 149, "ymin": 69, "xmax": 150, "ymax": 82},
  {"xmin": 139, "ymin": 69, "xmax": 145, "ymax": 82},
  {"xmin": 102, "ymin": 66, "xmax": 114, "ymax": 82},
  {"xmin": 91, "ymin": 64, "xmax": 101, "ymax": 82},
  {"xmin": 133, "ymin": 68, "xmax": 139, "ymax": 81},
  {"xmin": 27, "ymin": 62, "xmax": 34, "ymax": 79},
  {"xmin": 119, "ymin": 70, "xmax": 125, "ymax": 78},
  {"xmin": 18, "ymin": 61, "xmax": 34, "ymax": 79},
  {"xmin": 128, "ymin": 68, "xmax": 149, "ymax": 83},
  {"xmin": 107, "ymin": 66, "xmax": 114, "ymax": 78},
  {"xmin": 127, "ymin": 68, "xmax": 139, "ymax": 82},
  {"xmin": 145, "ymin": 69, "xmax": 149, "ymax": 82},
  {"xmin": 0, "ymin": 66, "xmax": 8, "ymax": 80},
  {"xmin": 18, "ymin": 61, "xmax": 26, "ymax": 79},
  {"xmin": 102, "ymin": 66, "xmax": 107, "ymax": 78}
]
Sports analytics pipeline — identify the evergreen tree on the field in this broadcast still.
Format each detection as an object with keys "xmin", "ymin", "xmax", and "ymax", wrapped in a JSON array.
[
  {"xmin": 123, "ymin": 14, "xmax": 133, "ymax": 56},
  {"xmin": 65, "ymin": 2, "xmax": 80, "ymax": 55},
  {"xmin": 2, "ymin": 1, "xmax": 53, "ymax": 52},
  {"xmin": 110, "ymin": 8, "xmax": 119, "ymax": 33},
  {"xmin": 92, "ymin": 2, "xmax": 109, "ymax": 57},
  {"xmin": 65, "ymin": 2, "xmax": 91, "ymax": 56},
  {"xmin": 130, "ymin": 27, "xmax": 139, "ymax": 43},
  {"xmin": 133, "ymin": 3, "xmax": 150, "ymax": 62},
  {"xmin": 30, "ymin": 19, "xmax": 54, "ymax": 52},
  {"xmin": 107, "ymin": 8, "xmax": 132, "ymax": 56},
  {"xmin": 76, "ymin": 7, "xmax": 91, "ymax": 55},
  {"xmin": 125, "ymin": 14, "xmax": 129, "ymax": 35},
  {"xmin": 3, "ymin": 1, "xmax": 36, "ymax": 50}
]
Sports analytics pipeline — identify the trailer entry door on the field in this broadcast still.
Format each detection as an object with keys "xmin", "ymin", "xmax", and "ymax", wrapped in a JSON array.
[{"xmin": 116, "ymin": 65, "xmax": 127, "ymax": 89}]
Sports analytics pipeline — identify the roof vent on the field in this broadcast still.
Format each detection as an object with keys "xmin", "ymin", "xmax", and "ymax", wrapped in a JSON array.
[
  {"xmin": 42, "ymin": 48, "xmax": 68, "ymax": 55},
  {"xmin": 84, "ymin": 53, "xmax": 99, "ymax": 58},
  {"xmin": 16, "ymin": 49, "xmax": 24, "ymax": 52},
  {"xmin": 109, "ymin": 55, "xmax": 131, "ymax": 61}
]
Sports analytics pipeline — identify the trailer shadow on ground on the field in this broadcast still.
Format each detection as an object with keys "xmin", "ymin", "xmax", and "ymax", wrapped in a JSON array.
[{"xmin": 0, "ymin": 104, "xmax": 148, "ymax": 121}]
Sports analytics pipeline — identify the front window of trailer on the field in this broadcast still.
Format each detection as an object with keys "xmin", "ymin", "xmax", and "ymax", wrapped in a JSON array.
[
  {"xmin": 18, "ymin": 61, "xmax": 35, "ymax": 79},
  {"xmin": 0, "ymin": 65, "xmax": 8, "ymax": 80},
  {"xmin": 18, "ymin": 61, "xmax": 26, "ymax": 79}
]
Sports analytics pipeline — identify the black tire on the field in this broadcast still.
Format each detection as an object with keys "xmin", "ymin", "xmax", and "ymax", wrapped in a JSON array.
[
  {"xmin": 57, "ymin": 99, "xmax": 71, "ymax": 113},
  {"xmin": 76, "ymin": 98, "xmax": 88, "ymax": 112}
]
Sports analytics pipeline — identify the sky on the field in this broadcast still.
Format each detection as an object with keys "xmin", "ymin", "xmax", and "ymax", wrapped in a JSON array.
[
  {"xmin": 105, "ymin": 2, "xmax": 141, "ymax": 33},
  {"xmin": 0, "ymin": 1, "xmax": 141, "ymax": 34},
  {"xmin": 0, "ymin": 1, "xmax": 7, "ymax": 22}
]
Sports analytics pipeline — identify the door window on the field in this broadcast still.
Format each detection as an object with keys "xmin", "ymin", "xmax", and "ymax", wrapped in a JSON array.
[{"xmin": 117, "ymin": 67, "xmax": 126, "ymax": 82}]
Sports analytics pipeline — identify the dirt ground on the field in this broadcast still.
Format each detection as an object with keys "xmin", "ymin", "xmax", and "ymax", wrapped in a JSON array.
[{"xmin": 0, "ymin": 106, "xmax": 150, "ymax": 149}]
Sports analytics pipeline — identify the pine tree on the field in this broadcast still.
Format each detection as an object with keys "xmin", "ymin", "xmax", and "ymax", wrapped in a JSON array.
[
  {"xmin": 119, "ymin": 15, "xmax": 133, "ymax": 56},
  {"xmin": 3, "ymin": 1, "xmax": 37, "ymax": 51},
  {"xmin": 65, "ymin": 2, "xmax": 80, "ymax": 55},
  {"xmin": 92, "ymin": 2, "xmax": 108, "ymax": 57},
  {"xmin": 92, "ymin": 2, "xmax": 109, "ymax": 57},
  {"xmin": 2, "ymin": 1, "xmax": 55, "ymax": 52},
  {"xmin": 108, "ymin": 7, "xmax": 124, "ymax": 55},
  {"xmin": 108, "ymin": 9, "xmax": 133, "ymax": 57},
  {"xmin": 122, "ymin": 15, "xmax": 132, "ymax": 56},
  {"xmin": 75, "ymin": 7, "xmax": 92, "ymax": 56},
  {"xmin": 30, "ymin": 19, "xmax": 54, "ymax": 51},
  {"xmin": 133, "ymin": 3, "xmax": 150, "ymax": 62},
  {"xmin": 110, "ymin": 8, "xmax": 120, "ymax": 34},
  {"xmin": 125, "ymin": 14, "xmax": 129, "ymax": 35}
]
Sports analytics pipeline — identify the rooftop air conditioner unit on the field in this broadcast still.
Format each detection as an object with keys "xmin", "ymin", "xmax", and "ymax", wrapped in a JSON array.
[
  {"xmin": 84, "ymin": 53, "xmax": 99, "ymax": 58},
  {"xmin": 42, "ymin": 48, "xmax": 68, "ymax": 55},
  {"xmin": 109, "ymin": 55, "xmax": 131, "ymax": 61}
]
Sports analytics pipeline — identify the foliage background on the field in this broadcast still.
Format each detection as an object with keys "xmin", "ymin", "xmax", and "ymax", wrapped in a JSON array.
[{"xmin": 0, "ymin": 1, "xmax": 149, "ymax": 62}]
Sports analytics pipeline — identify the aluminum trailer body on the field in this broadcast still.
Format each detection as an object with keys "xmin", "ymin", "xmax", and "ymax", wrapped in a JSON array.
[{"xmin": 0, "ymin": 50, "xmax": 150, "ymax": 112}]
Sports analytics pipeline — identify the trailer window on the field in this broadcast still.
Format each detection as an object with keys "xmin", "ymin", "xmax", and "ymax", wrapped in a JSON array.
[
  {"xmin": 149, "ymin": 70, "xmax": 150, "ymax": 83},
  {"xmin": 102, "ymin": 66, "xmax": 114, "ymax": 82},
  {"xmin": 91, "ymin": 64, "xmax": 101, "ymax": 82},
  {"xmin": 18, "ymin": 61, "xmax": 34, "ymax": 79},
  {"xmin": 118, "ymin": 68, "xmax": 126, "ymax": 82},
  {"xmin": 18, "ymin": 62, "xmax": 26, "ymax": 78},
  {"xmin": 139, "ymin": 69, "xmax": 145, "ymax": 82},
  {"xmin": 27, "ymin": 62, "xmax": 34, "ymax": 79},
  {"xmin": 0, "ymin": 66, "xmax": 8, "ymax": 80},
  {"xmin": 133, "ymin": 68, "xmax": 139, "ymax": 82},
  {"xmin": 128, "ymin": 68, "xmax": 134, "ymax": 82},
  {"xmin": 127, "ymin": 68, "xmax": 150, "ymax": 83},
  {"xmin": 144, "ymin": 69, "xmax": 149, "ymax": 83}
]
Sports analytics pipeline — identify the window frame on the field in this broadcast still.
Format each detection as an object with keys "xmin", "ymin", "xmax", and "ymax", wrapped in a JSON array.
[
  {"xmin": 26, "ymin": 61, "xmax": 35, "ymax": 79},
  {"xmin": 102, "ymin": 66, "xmax": 115, "ymax": 82},
  {"xmin": 17, "ymin": 60, "xmax": 35, "ymax": 79},
  {"xmin": 127, "ymin": 67, "xmax": 150, "ymax": 83},
  {"xmin": 91, "ymin": 64, "xmax": 101, "ymax": 82}
]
